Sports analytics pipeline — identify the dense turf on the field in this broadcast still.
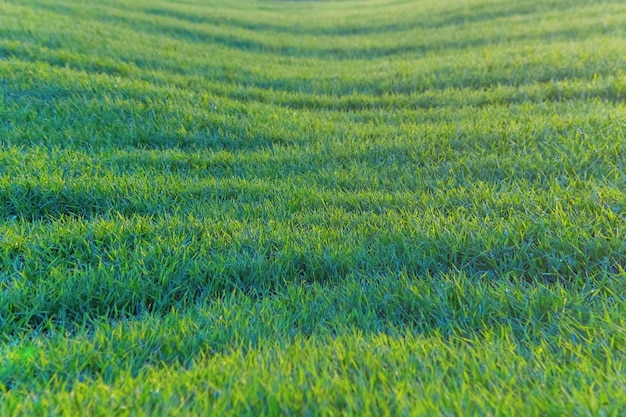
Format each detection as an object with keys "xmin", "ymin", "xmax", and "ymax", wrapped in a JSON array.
[{"xmin": 1, "ymin": 0, "xmax": 626, "ymax": 414}]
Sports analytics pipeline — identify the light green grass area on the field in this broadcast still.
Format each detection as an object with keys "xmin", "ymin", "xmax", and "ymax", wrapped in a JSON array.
[{"xmin": 1, "ymin": 0, "xmax": 626, "ymax": 414}]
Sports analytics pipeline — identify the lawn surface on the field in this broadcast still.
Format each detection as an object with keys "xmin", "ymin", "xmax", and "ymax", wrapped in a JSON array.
[{"xmin": 1, "ymin": 0, "xmax": 626, "ymax": 415}]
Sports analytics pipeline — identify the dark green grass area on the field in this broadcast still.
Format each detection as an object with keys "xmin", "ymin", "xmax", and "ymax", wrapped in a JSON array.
[{"xmin": 1, "ymin": 0, "xmax": 626, "ymax": 414}]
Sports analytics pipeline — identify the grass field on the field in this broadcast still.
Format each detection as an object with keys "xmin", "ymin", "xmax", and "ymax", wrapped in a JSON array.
[{"xmin": 1, "ymin": 0, "xmax": 626, "ymax": 414}]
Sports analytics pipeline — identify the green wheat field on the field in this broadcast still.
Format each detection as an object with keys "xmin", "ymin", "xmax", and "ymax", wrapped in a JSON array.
[{"xmin": 1, "ymin": 0, "xmax": 626, "ymax": 415}]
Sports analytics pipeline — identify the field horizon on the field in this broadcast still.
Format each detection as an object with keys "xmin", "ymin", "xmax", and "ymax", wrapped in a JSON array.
[{"xmin": 1, "ymin": 0, "xmax": 626, "ymax": 415}]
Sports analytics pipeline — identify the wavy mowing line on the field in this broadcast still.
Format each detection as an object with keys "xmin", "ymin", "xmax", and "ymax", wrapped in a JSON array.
[
  {"xmin": 1, "ymin": 117, "xmax": 623, "ymax": 200},
  {"xmin": 17, "ymin": 0, "xmax": 618, "ymax": 38},
  {"xmin": 2, "ymin": 172, "xmax": 623, "ymax": 246},
  {"xmin": 6, "ymin": 0, "xmax": 626, "ymax": 62},
  {"xmin": 4, "ymin": 0, "xmax": 551, "ymax": 37},
  {"xmin": 3, "ymin": 88, "xmax": 624, "ymax": 160},
  {"xmin": 3, "ymin": 13, "xmax": 625, "ymax": 88},
  {"xmin": 1, "ymin": 173, "xmax": 623, "ymax": 226},
  {"xmin": 2, "ymin": 193, "xmax": 624, "ymax": 336},
  {"xmin": 138, "ymin": 0, "xmax": 621, "ymax": 37},
  {"xmin": 3, "ymin": 50, "xmax": 625, "ymax": 120},
  {"xmin": 3, "ymin": 87, "xmax": 623, "ymax": 156},
  {"xmin": 1, "ymin": 118, "xmax": 624, "ymax": 224},
  {"xmin": 5, "ymin": 68, "xmax": 620, "ymax": 158},
  {"xmin": 3, "ymin": 107, "xmax": 623, "ymax": 187},
  {"xmin": 3, "ymin": 6, "xmax": 625, "ymax": 88}
]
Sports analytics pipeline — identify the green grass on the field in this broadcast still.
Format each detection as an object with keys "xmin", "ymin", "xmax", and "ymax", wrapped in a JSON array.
[{"xmin": 1, "ymin": 0, "xmax": 626, "ymax": 414}]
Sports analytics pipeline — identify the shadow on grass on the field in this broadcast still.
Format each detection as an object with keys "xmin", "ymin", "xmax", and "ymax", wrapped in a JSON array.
[
  {"xmin": 4, "ymin": 49, "xmax": 624, "ymax": 139},
  {"xmin": 26, "ymin": 1, "xmax": 625, "ymax": 61},
  {"xmin": 1, "ymin": 253, "xmax": 623, "ymax": 393},
  {"xmin": 142, "ymin": 0, "xmax": 586, "ymax": 37},
  {"xmin": 1, "ymin": 203, "xmax": 623, "ymax": 340}
]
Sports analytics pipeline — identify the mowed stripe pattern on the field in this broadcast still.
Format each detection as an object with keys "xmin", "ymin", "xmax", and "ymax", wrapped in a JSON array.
[{"xmin": 1, "ymin": 0, "xmax": 626, "ymax": 415}]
